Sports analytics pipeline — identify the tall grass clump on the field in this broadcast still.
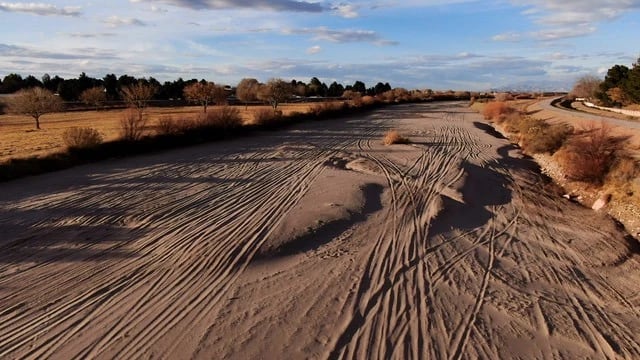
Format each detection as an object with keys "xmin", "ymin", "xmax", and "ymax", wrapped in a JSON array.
[
  {"xmin": 383, "ymin": 130, "xmax": 410, "ymax": 145},
  {"xmin": 62, "ymin": 127, "xmax": 103, "ymax": 149}
]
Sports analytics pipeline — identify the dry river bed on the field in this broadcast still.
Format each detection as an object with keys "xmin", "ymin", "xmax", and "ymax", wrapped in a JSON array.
[{"xmin": 0, "ymin": 102, "xmax": 639, "ymax": 359}]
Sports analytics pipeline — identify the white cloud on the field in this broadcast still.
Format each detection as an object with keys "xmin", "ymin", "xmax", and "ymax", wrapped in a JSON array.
[
  {"xmin": 0, "ymin": 2, "xmax": 81, "ymax": 16},
  {"xmin": 103, "ymin": 16, "xmax": 147, "ymax": 27},
  {"xmin": 513, "ymin": 0, "xmax": 640, "ymax": 26},
  {"xmin": 492, "ymin": 26, "xmax": 597, "ymax": 42},
  {"xmin": 492, "ymin": 32, "xmax": 522, "ymax": 42},
  {"xmin": 531, "ymin": 26, "xmax": 596, "ymax": 41},
  {"xmin": 306, "ymin": 45, "xmax": 321, "ymax": 54},
  {"xmin": 332, "ymin": 3, "xmax": 359, "ymax": 18},
  {"xmin": 130, "ymin": 0, "xmax": 324, "ymax": 12},
  {"xmin": 150, "ymin": 5, "xmax": 168, "ymax": 12},
  {"xmin": 285, "ymin": 27, "xmax": 398, "ymax": 45}
]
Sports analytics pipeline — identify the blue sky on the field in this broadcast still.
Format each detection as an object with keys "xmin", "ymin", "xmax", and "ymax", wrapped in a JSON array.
[{"xmin": 1, "ymin": 0, "xmax": 639, "ymax": 91}]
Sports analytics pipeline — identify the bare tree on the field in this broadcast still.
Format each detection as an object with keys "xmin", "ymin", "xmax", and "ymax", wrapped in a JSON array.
[
  {"xmin": 80, "ymin": 86, "xmax": 107, "ymax": 111},
  {"xmin": 257, "ymin": 78, "xmax": 292, "ymax": 110},
  {"xmin": 236, "ymin": 78, "xmax": 260, "ymax": 108},
  {"xmin": 8, "ymin": 87, "xmax": 63, "ymax": 129},
  {"xmin": 121, "ymin": 81, "xmax": 157, "ymax": 120},
  {"xmin": 184, "ymin": 81, "xmax": 227, "ymax": 113},
  {"xmin": 570, "ymin": 75, "xmax": 601, "ymax": 100}
]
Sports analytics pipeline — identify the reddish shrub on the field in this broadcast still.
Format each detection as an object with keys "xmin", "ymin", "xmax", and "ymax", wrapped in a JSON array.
[
  {"xmin": 483, "ymin": 101, "xmax": 516, "ymax": 120},
  {"xmin": 557, "ymin": 122, "xmax": 627, "ymax": 184}
]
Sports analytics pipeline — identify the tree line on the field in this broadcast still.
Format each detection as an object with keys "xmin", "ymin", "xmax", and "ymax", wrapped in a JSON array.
[
  {"xmin": 571, "ymin": 57, "xmax": 640, "ymax": 107},
  {"xmin": 0, "ymin": 72, "xmax": 392, "ymax": 101}
]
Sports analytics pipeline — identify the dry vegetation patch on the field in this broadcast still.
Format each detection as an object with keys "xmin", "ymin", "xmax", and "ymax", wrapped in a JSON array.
[
  {"xmin": 383, "ymin": 130, "xmax": 410, "ymax": 145},
  {"xmin": 199, "ymin": 106, "xmax": 243, "ymax": 129},
  {"xmin": 0, "ymin": 104, "xmax": 320, "ymax": 163},
  {"xmin": 556, "ymin": 122, "xmax": 630, "ymax": 184},
  {"xmin": 62, "ymin": 127, "xmax": 103, "ymax": 149},
  {"xmin": 483, "ymin": 101, "xmax": 515, "ymax": 120}
]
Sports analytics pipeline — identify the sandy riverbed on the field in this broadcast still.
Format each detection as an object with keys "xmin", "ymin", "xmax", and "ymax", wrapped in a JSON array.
[{"xmin": 1, "ymin": 102, "xmax": 638, "ymax": 359}]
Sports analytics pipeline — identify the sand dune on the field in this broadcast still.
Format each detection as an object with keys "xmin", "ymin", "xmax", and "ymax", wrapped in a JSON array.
[{"xmin": 1, "ymin": 102, "xmax": 638, "ymax": 359}]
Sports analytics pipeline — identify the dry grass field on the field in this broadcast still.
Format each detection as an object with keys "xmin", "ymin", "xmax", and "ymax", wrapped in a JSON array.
[{"xmin": 0, "ymin": 103, "xmax": 317, "ymax": 163}]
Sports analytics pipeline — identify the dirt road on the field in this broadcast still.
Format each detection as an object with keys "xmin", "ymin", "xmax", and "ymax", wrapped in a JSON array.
[
  {"xmin": 540, "ymin": 97, "xmax": 640, "ymax": 131},
  {"xmin": 1, "ymin": 102, "xmax": 639, "ymax": 359}
]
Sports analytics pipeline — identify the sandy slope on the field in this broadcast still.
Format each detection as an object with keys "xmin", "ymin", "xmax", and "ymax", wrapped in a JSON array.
[{"xmin": 0, "ymin": 102, "xmax": 639, "ymax": 359}]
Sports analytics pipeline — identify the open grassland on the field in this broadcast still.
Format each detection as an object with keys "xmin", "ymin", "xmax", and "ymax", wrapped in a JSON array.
[{"xmin": 0, "ymin": 103, "xmax": 317, "ymax": 163}]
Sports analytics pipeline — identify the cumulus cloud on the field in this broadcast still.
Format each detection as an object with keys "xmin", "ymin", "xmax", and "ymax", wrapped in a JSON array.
[
  {"xmin": 306, "ymin": 45, "xmax": 321, "ymax": 54},
  {"xmin": 130, "ymin": 0, "xmax": 324, "ymax": 12},
  {"xmin": 285, "ymin": 27, "xmax": 398, "ymax": 45},
  {"xmin": 0, "ymin": 2, "xmax": 81, "ymax": 16},
  {"xmin": 103, "ymin": 16, "xmax": 147, "ymax": 27}
]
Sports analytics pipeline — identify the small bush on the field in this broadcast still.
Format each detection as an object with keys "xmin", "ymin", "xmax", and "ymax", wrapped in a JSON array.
[
  {"xmin": 201, "ymin": 106, "xmax": 242, "ymax": 129},
  {"xmin": 494, "ymin": 93, "xmax": 514, "ymax": 102},
  {"xmin": 483, "ymin": 101, "xmax": 516, "ymax": 120},
  {"xmin": 361, "ymin": 96, "xmax": 377, "ymax": 106},
  {"xmin": 310, "ymin": 101, "xmax": 347, "ymax": 117},
  {"xmin": 252, "ymin": 108, "xmax": 279, "ymax": 126},
  {"xmin": 516, "ymin": 118, "xmax": 572, "ymax": 154},
  {"xmin": 351, "ymin": 93, "xmax": 363, "ymax": 107},
  {"xmin": 383, "ymin": 130, "xmax": 410, "ymax": 145},
  {"xmin": 495, "ymin": 111, "xmax": 523, "ymax": 133},
  {"xmin": 62, "ymin": 127, "xmax": 103, "ymax": 149},
  {"xmin": 120, "ymin": 109, "xmax": 147, "ymax": 141},
  {"xmin": 155, "ymin": 116, "xmax": 197, "ymax": 136},
  {"xmin": 607, "ymin": 156, "xmax": 638, "ymax": 184},
  {"xmin": 156, "ymin": 116, "xmax": 180, "ymax": 136},
  {"xmin": 557, "ymin": 122, "xmax": 627, "ymax": 184}
]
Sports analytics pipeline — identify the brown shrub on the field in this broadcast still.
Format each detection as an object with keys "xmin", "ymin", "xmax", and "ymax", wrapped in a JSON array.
[
  {"xmin": 201, "ymin": 106, "xmax": 243, "ymax": 129},
  {"xmin": 62, "ymin": 127, "xmax": 103, "ymax": 149},
  {"xmin": 156, "ymin": 116, "xmax": 180, "ymax": 136},
  {"xmin": 120, "ymin": 108, "xmax": 147, "ymax": 141},
  {"xmin": 494, "ymin": 92, "xmax": 514, "ymax": 102},
  {"xmin": 522, "ymin": 122, "xmax": 572, "ymax": 154},
  {"xmin": 514, "ymin": 117, "xmax": 572, "ymax": 154},
  {"xmin": 557, "ymin": 122, "xmax": 627, "ymax": 184},
  {"xmin": 310, "ymin": 101, "xmax": 347, "ymax": 117},
  {"xmin": 607, "ymin": 156, "xmax": 638, "ymax": 184},
  {"xmin": 495, "ymin": 111, "xmax": 523, "ymax": 133},
  {"xmin": 351, "ymin": 93, "xmax": 363, "ymax": 107},
  {"xmin": 361, "ymin": 96, "xmax": 377, "ymax": 106},
  {"xmin": 252, "ymin": 108, "xmax": 279, "ymax": 126},
  {"xmin": 483, "ymin": 101, "xmax": 516, "ymax": 120},
  {"xmin": 383, "ymin": 130, "xmax": 410, "ymax": 145}
]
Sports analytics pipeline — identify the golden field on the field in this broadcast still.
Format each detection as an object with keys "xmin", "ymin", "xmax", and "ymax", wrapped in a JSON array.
[{"xmin": 0, "ymin": 103, "xmax": 317, "ymax": 163}]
